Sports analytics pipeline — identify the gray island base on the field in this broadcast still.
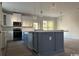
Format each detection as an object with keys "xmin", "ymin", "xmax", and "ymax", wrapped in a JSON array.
[{"xmin": 29, "ymin": 30, "xmax": 64, "ymax": 56}]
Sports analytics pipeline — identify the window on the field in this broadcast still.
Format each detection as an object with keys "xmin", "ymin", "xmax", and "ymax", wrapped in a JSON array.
[
  {"xmin": 43, "ymin": 20, "xmax": 54, "ymax": 30},
  {"xmin": 33, "ymin": 22, "xmax": 39, "ymax": 30},
  {"xmin": 48, "ymin": 21, "xmax": 54, "ymax": 30},
  {"xmin": 43, "ymin": 20, "xmax": 48, "ymax": 30}
]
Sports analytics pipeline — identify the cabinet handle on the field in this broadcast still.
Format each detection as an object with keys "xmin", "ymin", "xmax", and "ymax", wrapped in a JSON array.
[{"xmin": 49, "ymin": 36, "xmax": 52, "ymax": 40}]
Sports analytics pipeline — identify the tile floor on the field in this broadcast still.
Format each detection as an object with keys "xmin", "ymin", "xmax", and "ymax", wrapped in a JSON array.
[
  {"xmin": 3, "ymin": 41, "xmax": 32, "ymax": 56},
  {"xmin": 2, "ymin": 39, "xmax": 79, "ymax": 56}
]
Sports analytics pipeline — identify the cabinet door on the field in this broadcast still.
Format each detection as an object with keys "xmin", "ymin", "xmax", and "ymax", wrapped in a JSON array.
[
  {"xmin": 55, "ymin": 32, "xmax": 64, "ymax": 51},
  {"xmin": 38, "ymin": 32, "xmax": 56, "ymax": 55},
  {"xmin": 27, "ymin": 33, "xmax": 33, "ymax": 49},
  {"xmin": 33, "ymin": 32, "xmax": 38, "ymax": 50},
  {"xmin": 49, "ymin": 32, "xmax": 56, "ymax": 51}
]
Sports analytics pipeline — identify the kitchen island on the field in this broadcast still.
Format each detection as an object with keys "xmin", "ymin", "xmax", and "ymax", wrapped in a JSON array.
[{"xmin": 23, "ymin": 30, "xmax": 64, "ymax": 56}]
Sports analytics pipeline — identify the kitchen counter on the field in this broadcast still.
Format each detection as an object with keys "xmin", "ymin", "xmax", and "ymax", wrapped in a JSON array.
[{"xmin": 29, "ymin": 30, "xmax": 64, "ymax": 32}]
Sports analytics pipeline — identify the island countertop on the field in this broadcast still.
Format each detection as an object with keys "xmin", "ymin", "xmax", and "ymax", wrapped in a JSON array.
[{"xmin": 29, "ymin": 30, "xmax": 64, "ymax": 32}]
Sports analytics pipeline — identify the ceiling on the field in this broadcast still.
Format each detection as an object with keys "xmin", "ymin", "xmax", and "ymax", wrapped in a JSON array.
[{"xmin": 2, "ymin": 2, "xmax": 79, "ymax": 17}]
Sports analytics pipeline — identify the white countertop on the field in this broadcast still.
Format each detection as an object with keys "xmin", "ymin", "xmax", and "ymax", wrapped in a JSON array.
[{"xmin": 29, "ymin": 30, "xmax": 64, "ymax": 32}]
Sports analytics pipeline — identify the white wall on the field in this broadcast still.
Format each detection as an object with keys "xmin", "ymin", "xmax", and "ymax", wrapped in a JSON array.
[{"xmin": 57, "ymin": 11, "xmax": 79, "ymax": 39}]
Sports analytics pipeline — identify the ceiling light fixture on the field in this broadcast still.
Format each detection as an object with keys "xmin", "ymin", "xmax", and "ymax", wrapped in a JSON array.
[
  {"xmin": 40, "ymin": 10, "xmax": 44, "ymax": 17},
  {"xmin": 39, "ymin": 3, "xmax": 44, "ymax": 17},
  {"xmin": 33, "ymin": 6, "xmax": 37, "ymax": 20}
]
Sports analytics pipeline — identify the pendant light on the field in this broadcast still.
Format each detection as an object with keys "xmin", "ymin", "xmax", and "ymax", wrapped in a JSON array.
[{"xmin": 33, "ymin": 5, "xmax": 37, "ymax": 20}]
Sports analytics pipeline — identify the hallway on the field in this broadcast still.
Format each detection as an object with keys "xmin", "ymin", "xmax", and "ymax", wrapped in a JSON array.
[{"xmin": 4, "ymin": 41, "xmax": 32, "ymax": 56}]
